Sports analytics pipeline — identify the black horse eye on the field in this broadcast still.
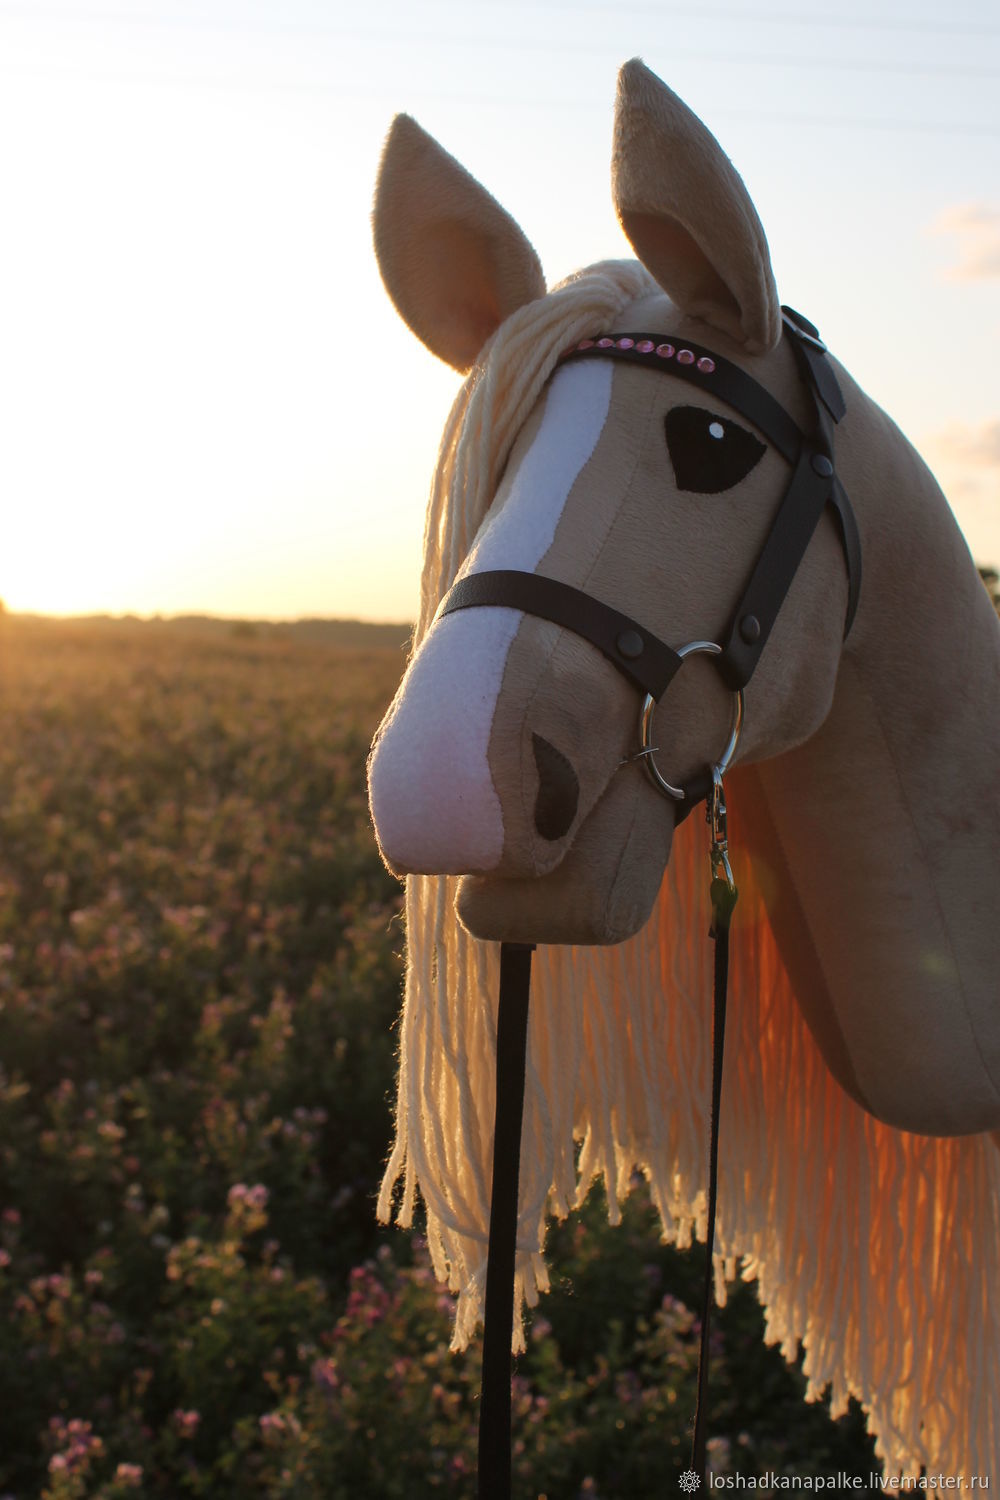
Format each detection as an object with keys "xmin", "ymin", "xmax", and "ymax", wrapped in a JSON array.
[{"xmin": 664, "ymin": 405, "xmax": 766, "ymax": 494}]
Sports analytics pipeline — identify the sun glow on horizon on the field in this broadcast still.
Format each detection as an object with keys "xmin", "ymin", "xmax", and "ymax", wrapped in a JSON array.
[{"xmin": 1, "ymin": 2, "xmax": 997, "ymax": 619}]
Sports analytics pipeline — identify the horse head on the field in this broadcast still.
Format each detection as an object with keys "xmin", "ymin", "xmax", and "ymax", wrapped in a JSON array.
[
  {"xmin": 369, "ymin": 59, "xmax": 1000, "ymax": 1131},
  {"xmin": 371, "ymin": 62, "xmax": 847, "ymax": 941}
]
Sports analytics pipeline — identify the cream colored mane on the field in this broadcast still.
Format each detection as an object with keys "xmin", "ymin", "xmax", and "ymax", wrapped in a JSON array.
[{"xmin": 376, "ymin": 258, "xmax": 1000, "ymax": 1476}]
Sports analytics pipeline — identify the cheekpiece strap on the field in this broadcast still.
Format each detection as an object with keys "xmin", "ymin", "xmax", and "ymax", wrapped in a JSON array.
[{"xmin": 716, "ymin": 443, "xmax": 838, "ymax": 689}]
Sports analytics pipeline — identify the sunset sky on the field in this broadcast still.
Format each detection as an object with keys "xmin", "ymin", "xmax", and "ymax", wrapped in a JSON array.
[{"xmin": 1, "ymin": 0, "xmax": 998, "ymax": 622}]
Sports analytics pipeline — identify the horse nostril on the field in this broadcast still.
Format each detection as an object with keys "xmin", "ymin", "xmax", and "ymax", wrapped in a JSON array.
[{"xmin": 532, "ymin": 733, "xmax": 580, "ymax": 841}]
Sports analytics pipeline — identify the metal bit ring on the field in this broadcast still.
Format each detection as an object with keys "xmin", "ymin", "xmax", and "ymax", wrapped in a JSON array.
[{"xmin": 638, "ymin": 641, "xmax": 745, "ymax": 802}]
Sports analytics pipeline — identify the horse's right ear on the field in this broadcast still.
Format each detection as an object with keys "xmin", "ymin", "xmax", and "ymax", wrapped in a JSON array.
[{"xmin": 373, "ymin": 115, "xmax": 546, "ymax": 373}]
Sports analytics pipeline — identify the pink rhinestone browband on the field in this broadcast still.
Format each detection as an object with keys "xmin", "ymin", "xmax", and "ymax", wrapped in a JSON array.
[{"xmin": 568, "ymin": 335, "xmax": 716, "ymax": 373}]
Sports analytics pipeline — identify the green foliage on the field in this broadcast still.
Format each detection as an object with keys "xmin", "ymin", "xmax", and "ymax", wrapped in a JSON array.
[{"xmin": 0, "ymin": 618, "xmax": 874, "ymax": 1498}]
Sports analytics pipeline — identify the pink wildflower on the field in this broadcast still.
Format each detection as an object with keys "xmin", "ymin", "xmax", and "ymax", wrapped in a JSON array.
[
  {"xmin": 172, "ymin": 1408, "xmax": 201, "ymax": 1438},
  {"xmin": 311, "ymin": 1356, "xmax": 339, "ymax": 1391}
]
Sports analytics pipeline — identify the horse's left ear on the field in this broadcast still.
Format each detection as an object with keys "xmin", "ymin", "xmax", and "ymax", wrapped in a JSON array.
[
  {"xmin": 613, "ymin": 59, "xmax": 781, "ymax": 353},
  {"xmin": 373, "ymin": 114, "xmax": 546, "ymax": 373}
]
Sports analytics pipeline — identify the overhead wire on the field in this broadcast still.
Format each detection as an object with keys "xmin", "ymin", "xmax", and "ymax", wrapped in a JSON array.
[{"xmin": 0, "ymin": 2, "xmax": 995, "ymax": 137}]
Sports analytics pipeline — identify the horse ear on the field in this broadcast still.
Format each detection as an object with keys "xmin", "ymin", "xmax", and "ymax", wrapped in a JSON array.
[
  {"xmin": 612, "ymin": 59, "xmax": 781, "ymax": 353},
  {"xmin": 373, "ymin": 115, "xmax": 546, "ymax": 373}
]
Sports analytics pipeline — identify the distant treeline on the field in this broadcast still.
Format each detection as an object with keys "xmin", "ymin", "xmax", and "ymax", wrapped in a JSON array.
[
  {"xmin": 6, "ymin": 568, "xmax": 1000, "ymax": 646},
  {"xmin": 7, "ymin": 611, "xmax": 414, "ymax": 651}
]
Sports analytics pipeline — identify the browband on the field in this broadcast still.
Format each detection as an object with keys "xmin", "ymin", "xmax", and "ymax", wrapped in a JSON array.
[{"xmin": 438, "ymin": 309, "xmax": 862, "ymax": 805}]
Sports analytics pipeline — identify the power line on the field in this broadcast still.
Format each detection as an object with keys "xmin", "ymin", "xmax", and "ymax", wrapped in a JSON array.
[
  {"xmin": 1, "ymin": 0, "xmax": 999, "ymax": 41},
  {"xmin": 114, "ymin": 22, "xmax": 992, "ymax": 79},
  {"xmin": 2, "ymin": 10, "xmax": 998, "ymax": 95},
  {"xmin": 3, "ymin": 16, "xmax": 998, "ymax": 85},
  {"xmin": 488, "ymin": 0, "xmax": 1000, "ymax": 37},
  {"xmin": 709, "ymin": 108, "xmax": 1000, "ymax": 138},
  {"xmin": 237, "ymin": 29, "xmax": 1000, "ymax": 79},
  {"xmin": 5, "ymin": 57, "xmax": 996, "ymax": 138}
]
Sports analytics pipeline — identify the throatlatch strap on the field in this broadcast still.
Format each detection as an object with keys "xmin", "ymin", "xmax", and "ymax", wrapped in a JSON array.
[
  {"xmin": 691, "ymin": 877, "xmax": 738, "ymax": 1484},
  {"xmin": 478, "ymin": 942, "xmax": 534, "ymax": 1500}
]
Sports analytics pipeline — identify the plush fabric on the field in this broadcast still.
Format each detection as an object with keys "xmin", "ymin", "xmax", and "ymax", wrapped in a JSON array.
[
  {"xmin": 367, "ymin": 59, "xmax": 1000, "ymax": 1477},
  {"xmin": 612, "ymin": 59, "xmax": 781, "ymax": 353},
  {"xmin": 373, "ymin": 113, "xmax": 545, "ymax": 373}
]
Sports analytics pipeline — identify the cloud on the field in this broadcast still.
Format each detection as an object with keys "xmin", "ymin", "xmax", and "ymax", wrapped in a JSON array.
[
  {"xmin": 928, "ymin": 418, "xmax": 1000, "ymax": 468},
  {"xmin": 930, "ymin": 203, "xmax": 1000, "ymax": 281}
]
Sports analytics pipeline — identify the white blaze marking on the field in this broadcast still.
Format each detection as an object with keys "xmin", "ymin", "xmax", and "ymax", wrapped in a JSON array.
[
  {"xmin": 462, "ymin": 360, "xmax": 615, "ymax": 574},
  {"xmin": 369, "ymin": 361, "xmax": 613, "ymax": 873}
]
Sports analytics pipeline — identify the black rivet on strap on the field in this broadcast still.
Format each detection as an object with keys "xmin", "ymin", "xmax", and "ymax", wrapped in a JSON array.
[
  {"xmin": 616, "ymin": 629, "xmax": 644, "ymax": 659},
  {"xmin": 811, "ymin": 453, "xmax": 834, "ymax": 478},
  {"xmin": 739, "ymin": 615, "xmax": 761, "ymax": 644}
]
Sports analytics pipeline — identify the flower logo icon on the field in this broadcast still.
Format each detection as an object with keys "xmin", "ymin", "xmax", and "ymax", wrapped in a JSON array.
[{"xmin": 679, "ymin": 1471, "xmax": 701, "ymax": 1492}]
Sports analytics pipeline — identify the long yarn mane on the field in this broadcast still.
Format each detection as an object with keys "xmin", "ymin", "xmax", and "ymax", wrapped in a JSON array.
[{"xmin": 376, "ymin": 260, "xmax": 1000, "ymax": 1475}]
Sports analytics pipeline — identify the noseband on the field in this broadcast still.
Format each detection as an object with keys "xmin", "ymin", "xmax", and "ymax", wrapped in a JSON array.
[
  {"xmin": 440, "ymin": 309, "xmax": 864, "ymax": 1500},
  {"xmin": 438, "ymin": 307, "xmax": 861, "ymax": 816}
]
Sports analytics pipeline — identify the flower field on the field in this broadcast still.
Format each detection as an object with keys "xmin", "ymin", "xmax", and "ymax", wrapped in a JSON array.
[{"xmin": 0, "ymin": 615, "xmax": 873, "ymax": 1498}]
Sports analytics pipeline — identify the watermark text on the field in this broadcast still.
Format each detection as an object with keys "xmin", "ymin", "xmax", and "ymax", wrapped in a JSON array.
[{"xmin": 705, "ymin": 1475, "xmax": 990, "ymax": 1491}]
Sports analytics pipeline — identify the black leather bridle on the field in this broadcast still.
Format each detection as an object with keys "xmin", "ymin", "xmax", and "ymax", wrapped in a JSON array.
[
  {"xmin": 440, "ymin": 308, "xmax": 863, "ymax": 1498},
  {"xmin": 438, "ymin": 307, "xmax": 861, "ymax": 815}
]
